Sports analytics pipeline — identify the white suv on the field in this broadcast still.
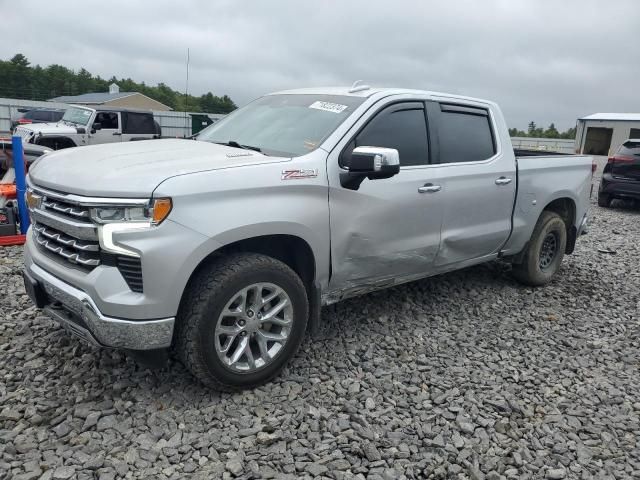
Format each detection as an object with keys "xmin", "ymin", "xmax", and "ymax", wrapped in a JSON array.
[{"xmin": 14, "ymin": 105, "xmax": 160, "ymax": 150}]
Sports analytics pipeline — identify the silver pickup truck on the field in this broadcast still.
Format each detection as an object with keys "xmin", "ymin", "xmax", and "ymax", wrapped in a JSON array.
[{"xmin": 22, "ymin": 86, "xmax": 592, "ymax": 389}]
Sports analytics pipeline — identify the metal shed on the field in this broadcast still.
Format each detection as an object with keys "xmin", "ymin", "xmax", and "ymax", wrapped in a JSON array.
[{"xmin": 576, "ymin": 113, "xmax": 640, "ymax": 156}]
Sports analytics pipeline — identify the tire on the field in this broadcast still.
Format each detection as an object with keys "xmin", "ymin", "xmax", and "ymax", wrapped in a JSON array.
[
  {"xmin": 176, "ymin": 253, "xmax": 308, "ymax": 390},
  {"xmin": 597, "ymin": 192, "xmax": 612, "ymax": 208},
  {"xmin": 512, "ymin": 211, "xmax": 567, "ymax": 286}
]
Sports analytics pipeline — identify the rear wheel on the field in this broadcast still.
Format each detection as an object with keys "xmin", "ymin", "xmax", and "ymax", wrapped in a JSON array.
[
  {"xmin": 512, "ymin": 211, "xmax": 567, "ymax": 286},
  {"xmin": 597, "ymin": 191, "xmax": 612, "ymax": 208},
  {"xmin": 176, "ymin": 253, "xmax": 308, "ymax": 390}
]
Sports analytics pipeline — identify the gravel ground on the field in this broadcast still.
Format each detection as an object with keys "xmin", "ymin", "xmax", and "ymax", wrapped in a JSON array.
[{"xmin": 1, "ymin": 158, "xmax": 639, "ymax": 480}]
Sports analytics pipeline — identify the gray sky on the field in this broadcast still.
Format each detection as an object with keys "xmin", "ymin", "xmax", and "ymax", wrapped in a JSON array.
[{"xmin": 3, "ymin": 0, "xmax": 639, "ymax": 130}]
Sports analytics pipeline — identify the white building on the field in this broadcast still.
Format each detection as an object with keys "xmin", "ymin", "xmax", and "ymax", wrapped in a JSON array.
[{"xmin": 576, "ymin": 113, "xmax": 640, "ymax": 156}]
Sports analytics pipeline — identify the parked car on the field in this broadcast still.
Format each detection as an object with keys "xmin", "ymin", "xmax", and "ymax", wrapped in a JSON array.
[
  {"xmin": 0, "ymin": 140, "xmax": 52, "ymax": 174},
  {"xmin": 22, "ymin": 86, "xmax": 592, "ymax": 389},
  {"xmin": 598, "ymin": 139, "xmax": 640, "ymax": 207},
  {"xmin": 13, "ymin": 106, "xmax": 161, "ymax": 150},
  {"xmin": 11, "ymin": 108, "xmax": 66, "ymax": 131}
]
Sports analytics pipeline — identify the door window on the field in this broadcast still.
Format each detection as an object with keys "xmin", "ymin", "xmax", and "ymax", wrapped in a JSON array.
[
  {"xmin": 437, "ymin": 104, "xmax": 496, "ymax": 163},
  {"xmin": 342, "ymin": 103, "xmax": 429, "ymax": 167},
  {"xmin": 95, "ymin": 112, "xmax": 119, "ymax": 129}
]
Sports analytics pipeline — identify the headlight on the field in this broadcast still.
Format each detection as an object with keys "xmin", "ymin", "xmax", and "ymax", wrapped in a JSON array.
[
  {"xmin": 95, "ymin": 198, "xmax": 172, "ymax": 258},
  {"xmin": 90, "ymin": 198, "xmax": 172, "ymax": 225},
  {"xmin": 91, "ymin": 206, "xmax": 147, "ymax": 223}
]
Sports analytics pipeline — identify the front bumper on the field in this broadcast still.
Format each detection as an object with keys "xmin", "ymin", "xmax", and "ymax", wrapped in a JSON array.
[{"xmin": 24, "ymin": 263, "xmax": 174, "ymax": 350}]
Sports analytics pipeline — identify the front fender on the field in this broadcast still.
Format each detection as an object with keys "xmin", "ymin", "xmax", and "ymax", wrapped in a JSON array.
[
  {"xmin": 34, "ymin": 135, "xmax": 79, "ymax": 150},
  {"xmin": 153, "ymin": 149, "xmax": 331, "ymax": 289}
]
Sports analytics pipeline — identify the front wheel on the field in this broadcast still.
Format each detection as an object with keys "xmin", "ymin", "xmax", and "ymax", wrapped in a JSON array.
[
  {"xmin": 512, "ymin": 211, "xmax": 567, "ymax": 286},
  {"xmin": 176, "ymin": 253, "xmax": 308, "ymax": 390}
]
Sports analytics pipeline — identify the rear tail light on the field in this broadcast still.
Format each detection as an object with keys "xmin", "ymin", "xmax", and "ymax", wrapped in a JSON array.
[
  {"xmin": 607, "ymin": 155, "xmax": 634, "ymax": 164},
  {"xmin": 17, "ymin": 119, "xmax": 32, "ymax": 124}
]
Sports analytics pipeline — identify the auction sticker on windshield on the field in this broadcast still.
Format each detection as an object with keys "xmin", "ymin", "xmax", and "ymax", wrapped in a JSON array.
[{"xmin": 309, "ymin": 101, "xmax": 348, "ymax": 114}]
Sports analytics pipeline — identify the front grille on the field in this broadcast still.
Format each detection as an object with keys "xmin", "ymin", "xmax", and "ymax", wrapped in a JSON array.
[
  {"xmin": 116, "ymin": 256, "xmax": 144, "ymax": 293},
  {"xmin": 30, "ymin": 185, "xmax": 145, "ymax": 293},
  {"xmin": 33, "ymin": 223, "xmax": 100, "ymax": 268},
  {"xmin": 41, "ymin": 198, "xmax": 91, "ymax": 222},
  {"xmin": 13, "ymin": 127, "xmax": 33, "ymax": 140}
]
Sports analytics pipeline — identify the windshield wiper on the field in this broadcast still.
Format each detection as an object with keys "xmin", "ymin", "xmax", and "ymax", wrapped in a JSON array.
[{"xmin": 214, "ymin": 140, "xmax": 263, "ymax": 153}]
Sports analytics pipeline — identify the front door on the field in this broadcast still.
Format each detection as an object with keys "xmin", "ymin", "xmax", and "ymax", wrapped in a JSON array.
[
  {"xmin": 89, "ymin": 111, "xmax": 122, "ymax": 145},
  {"xmin": 327, "ymin": 100, "xmax": 443, "ymax": 296}
]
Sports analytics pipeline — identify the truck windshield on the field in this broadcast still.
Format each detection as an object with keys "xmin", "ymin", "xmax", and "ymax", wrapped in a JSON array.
[
  {"xmin": 61, "ymin": 107, "xmax": 93, "ymax": 126},
  {"xmin": 197, "ymin": 94, "xmax": 365, "ymax": 157}
]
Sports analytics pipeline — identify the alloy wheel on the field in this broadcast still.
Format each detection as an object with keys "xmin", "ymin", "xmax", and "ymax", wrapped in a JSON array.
[{"xmin": 214, "ymin": 283, "xmax": 293, "ymax": 372}]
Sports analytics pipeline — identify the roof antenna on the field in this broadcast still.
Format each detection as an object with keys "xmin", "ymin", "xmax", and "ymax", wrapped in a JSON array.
[
  {"xmin": 183, "ymin": 48, "xmax": 190, "ymax": 138},
  {"xmin": 349, "ymin": 80, "xmax": 370, "ymax": 93}
]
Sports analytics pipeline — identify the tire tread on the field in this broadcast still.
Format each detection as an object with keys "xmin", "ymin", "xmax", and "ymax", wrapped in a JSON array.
[
  {"xmin": 175, "ymin": 253, "xmax": 307, "ymax": 391},
  {"xmin": 512, "ymin": 211, "xmax": 566, "ymax": 286}
]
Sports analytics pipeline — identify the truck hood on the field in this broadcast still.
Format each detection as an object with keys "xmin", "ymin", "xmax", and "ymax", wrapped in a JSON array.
[
  {"xmin": 28, "ymin": 139, "xmax": 288, "ymax": 197},
  {"xmin": 18, "ymin": 122, "xmax": 79, "ymax": 136}
]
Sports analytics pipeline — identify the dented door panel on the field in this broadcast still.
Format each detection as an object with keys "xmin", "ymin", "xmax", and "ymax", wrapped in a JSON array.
[
  {"xmin": 327, "ymin": 168, "xmax": 443, "ymax": 295},
  {"xmin": 434, "ymin": 158, "xmax": 516, "ymax": 266},
  {"xmin": 325, "ymin": 94, "xmax": 443, "ymax": 297}
]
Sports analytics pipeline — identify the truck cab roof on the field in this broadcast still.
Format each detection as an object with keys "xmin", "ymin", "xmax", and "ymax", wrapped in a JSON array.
[
  {"xmin": 69, "ymin": 105, "xmax": 154, "ymax": 115},
  {"xmin": 269, "ymin": 86, "xmax": 495, "ymax": 107}
]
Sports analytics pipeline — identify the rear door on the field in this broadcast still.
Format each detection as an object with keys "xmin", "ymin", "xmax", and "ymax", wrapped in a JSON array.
[
  {"xmin": 428, "ymin": 101, "xmax": 516, "ymax": 267},
  {"xmin": 611, "ymin": 141, "xmax": 640, "ymax": 180}
]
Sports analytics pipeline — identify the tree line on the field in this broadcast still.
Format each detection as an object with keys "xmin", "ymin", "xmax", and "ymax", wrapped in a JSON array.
[
  {"xmin": 509, "ymin": 122, "xmax": 576, "ymax": 139},
  {"xmin": 0, "ymin": 54, "xmax": 236, "ymax": 113}
]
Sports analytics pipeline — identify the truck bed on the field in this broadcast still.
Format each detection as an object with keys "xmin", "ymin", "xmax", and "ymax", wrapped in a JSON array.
[
  {"xmin": 514, "ymin": 148, "xmax": 574, "ymax": 158},
  {"xmin": 502, "ymin": 153, "xmax": 593, "ymax": 256}
]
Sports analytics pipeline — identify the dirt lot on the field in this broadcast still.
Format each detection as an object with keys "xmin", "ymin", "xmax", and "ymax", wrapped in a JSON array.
[{"xmin": 0, "ymin": 158, "xmax": 638, "ymax": 480}]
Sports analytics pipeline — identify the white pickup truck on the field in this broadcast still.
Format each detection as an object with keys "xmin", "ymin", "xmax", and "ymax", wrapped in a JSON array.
[{"xmin": 23, "ymin": 86, "xmax": 593, "ymax": 389}]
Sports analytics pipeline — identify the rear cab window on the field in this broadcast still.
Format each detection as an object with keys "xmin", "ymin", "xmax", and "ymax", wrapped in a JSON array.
[
  {"xmin": 617, "ymin": 141, "xmax": 640, "ymax": 156},
  {"xmin": 611, "ymin": 141, "xmax": 640, "ymax": 178},
  {"xmin": 435, "ymin": 103, "xmax": 496, "ymax": 163}
]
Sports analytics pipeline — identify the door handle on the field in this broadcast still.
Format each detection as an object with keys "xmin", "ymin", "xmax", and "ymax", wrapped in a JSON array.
[
  {"xmin": 418, "ymin": 183, "xmax": 442, "ymax": 194},
  {"xmin": 112, "ymin": 132, "xmax": 122, "ymax": 136},
  {"xmin": 495, "ymin": 177, "xmax": 512, "ymax": 185}
]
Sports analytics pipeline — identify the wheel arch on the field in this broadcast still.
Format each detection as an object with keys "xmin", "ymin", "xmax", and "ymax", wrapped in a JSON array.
[
  {"xmin": 178, "ymin": 234, "xmax": 321, "ymax": 334},
  {"xmin": 34, "ymin": 136, "xmax": 77, "ymax": 150},
  {"xmin": 542, "ymin": 197, "xmax": 577, "ymax": 254}
]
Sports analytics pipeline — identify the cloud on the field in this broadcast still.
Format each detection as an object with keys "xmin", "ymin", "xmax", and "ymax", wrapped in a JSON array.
[{"xmin": 3, "ymin": 0, "xmax": 639, "ymax": 129}]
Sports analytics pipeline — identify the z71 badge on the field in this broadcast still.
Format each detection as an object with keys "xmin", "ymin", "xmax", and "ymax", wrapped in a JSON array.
[{"xmin": 281, "ymin": 169, "xmax": 318, "ymax": 180}]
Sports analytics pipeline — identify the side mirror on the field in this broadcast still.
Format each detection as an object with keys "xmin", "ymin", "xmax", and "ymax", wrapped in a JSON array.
[
  {"xmin": 340, "ymin": 146, "xmax": 400, "ymax": 190},
  {"xmin": 91, "ymin": 122, "xmax": 102, "ymax": 133}
]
